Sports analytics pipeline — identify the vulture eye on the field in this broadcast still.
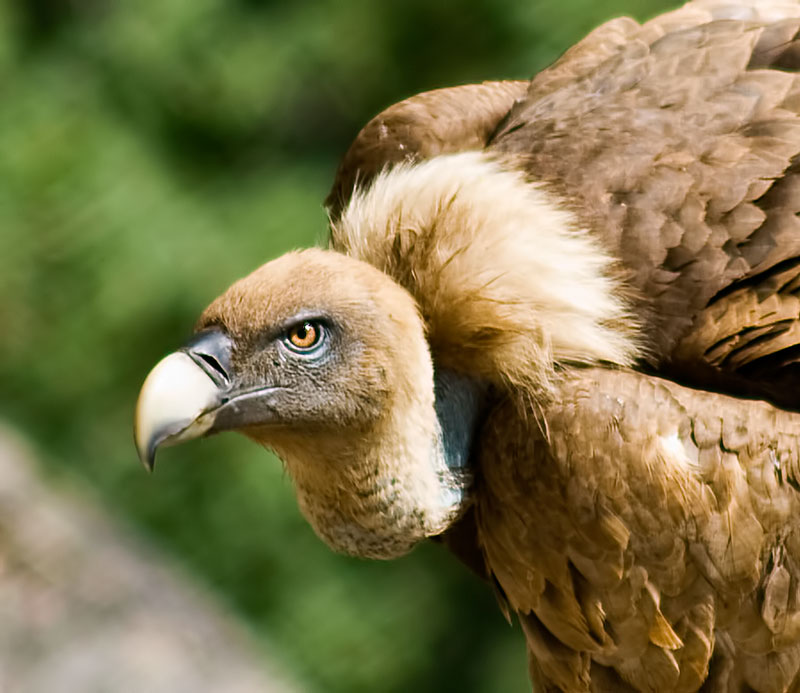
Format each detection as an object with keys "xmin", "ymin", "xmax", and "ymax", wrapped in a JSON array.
[{"xmin": 285, "ymin": 320, "xmax": 324, "ymax": 352}]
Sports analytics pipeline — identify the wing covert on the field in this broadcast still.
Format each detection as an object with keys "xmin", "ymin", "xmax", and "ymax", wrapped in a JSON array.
[
  {"xmin": 489, "ymin": 4, "xmax": 800, "ymax": 408},
  {"xmin": 476, "ymin": 367, "xmax": 800, "ymax": 691}
]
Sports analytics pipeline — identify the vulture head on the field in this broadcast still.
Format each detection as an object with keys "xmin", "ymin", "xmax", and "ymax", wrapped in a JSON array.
[
  {"xmin": 135, "ymin": 248, "xmax": 473, "ymax": 558},
  {"xmin": 135, "ymin": 153, "xmax": 637, "ymax": 559}
]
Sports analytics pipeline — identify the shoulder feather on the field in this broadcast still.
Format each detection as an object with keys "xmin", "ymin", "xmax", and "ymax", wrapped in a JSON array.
[{"xmin": 326, "ymin": 81, "xmax": 528, "ymax": 219}]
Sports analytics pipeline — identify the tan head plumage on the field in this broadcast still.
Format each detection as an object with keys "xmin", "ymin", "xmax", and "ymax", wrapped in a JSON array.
[{"xmin": 168, "ymin": 248, "xmax": 465, "ymax": 558}]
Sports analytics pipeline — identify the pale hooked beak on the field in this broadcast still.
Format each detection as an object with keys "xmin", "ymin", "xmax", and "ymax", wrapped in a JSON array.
[{"xmin": 134, "ymin": 329, "xmax": 232, "ymax": 471}]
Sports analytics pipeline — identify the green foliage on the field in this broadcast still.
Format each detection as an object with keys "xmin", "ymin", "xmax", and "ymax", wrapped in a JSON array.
[{"xmin": 2, "ymin": 0, "xmax": 674, "ymax": 690}]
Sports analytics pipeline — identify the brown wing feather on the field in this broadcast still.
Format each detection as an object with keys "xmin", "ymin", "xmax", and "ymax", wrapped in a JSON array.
[
  {"xmin": 524, "ymin": 16, "xmax": 643, "ymax": 101},
  {"xmin": 326, "ymin": 10, "xmax": 659, "ymax": 222},
  {"xmin": 325, "ymin": 80, "xmax": 528, "ymax": 219},
  {"xmin": 489, "ymin": 6, "xmax": 800, "ymax": 408},
  {"xmin": 477, "ymin": 367, "xmax": 800, "ymax": 692}
]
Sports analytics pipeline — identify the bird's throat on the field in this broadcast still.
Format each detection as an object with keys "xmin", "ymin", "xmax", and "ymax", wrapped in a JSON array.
[{"xmin": 273, "ymin": 369, "xmax": 485, "ymax": 559}]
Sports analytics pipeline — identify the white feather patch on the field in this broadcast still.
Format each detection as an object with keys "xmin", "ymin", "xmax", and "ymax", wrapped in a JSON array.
[
  {"xmin": 658, "ymin": 430, "xmax": 701, "ymax": 474},
  {"xmin": 332, "ymin": 151, "xmax": 640, "ymax": 395}
]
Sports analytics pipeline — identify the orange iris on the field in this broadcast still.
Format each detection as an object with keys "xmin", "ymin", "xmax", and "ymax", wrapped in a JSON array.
[{"xmin": 288, "ymin": 321, "xmax": 319, "ymax": 349}]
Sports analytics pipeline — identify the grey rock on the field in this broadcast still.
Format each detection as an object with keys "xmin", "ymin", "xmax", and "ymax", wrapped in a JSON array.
[{"xmin": 0, "ymin": 426, "xmax": 298, "ymax": 693}]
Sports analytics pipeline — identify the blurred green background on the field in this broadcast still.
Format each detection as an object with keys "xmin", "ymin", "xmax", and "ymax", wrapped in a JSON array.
[{"xmin": 2, "ymin": 0, "xmax": 674, "ymax": 690}]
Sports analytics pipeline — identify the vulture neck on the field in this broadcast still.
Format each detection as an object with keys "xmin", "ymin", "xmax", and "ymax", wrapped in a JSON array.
[{"xmin": 270, "ymin": 369, "xmax": 484, "ymax": 560}]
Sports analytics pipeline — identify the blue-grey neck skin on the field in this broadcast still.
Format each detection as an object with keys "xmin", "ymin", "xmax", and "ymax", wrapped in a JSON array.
[{"xmin": 434, "ymin": 368, "xmax": 487, "ymax": 477}]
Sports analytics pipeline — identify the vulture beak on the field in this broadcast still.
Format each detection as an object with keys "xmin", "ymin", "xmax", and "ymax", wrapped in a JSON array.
[{"xmin": 134, "ymin": 329, "xmax": 234, "ymax": 471}]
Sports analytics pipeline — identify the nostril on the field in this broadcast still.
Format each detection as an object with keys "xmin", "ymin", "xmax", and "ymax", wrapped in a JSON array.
[
  {"xmin": 181, "ymin": 328, "xmax": 234, "ymax": 385},
  {"xmin": 198, "ymin": 352, "xmax": 228, "ymax": 379}
]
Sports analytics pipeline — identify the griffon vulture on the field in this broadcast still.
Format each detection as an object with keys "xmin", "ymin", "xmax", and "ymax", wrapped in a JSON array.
[{"xmin": 134, "ymin": 1, "xmax": 800, "ymax": 690}]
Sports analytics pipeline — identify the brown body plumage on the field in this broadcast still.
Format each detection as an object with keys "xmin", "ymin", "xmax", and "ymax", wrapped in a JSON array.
[{"xmin": 135, "ymin": 1, "xmax": 800, "ymax": 690}]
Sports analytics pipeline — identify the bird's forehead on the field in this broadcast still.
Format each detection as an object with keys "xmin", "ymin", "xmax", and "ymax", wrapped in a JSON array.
[{"xmin": 197, "ymin": 248, "xmax": 392, "ymax": 335}]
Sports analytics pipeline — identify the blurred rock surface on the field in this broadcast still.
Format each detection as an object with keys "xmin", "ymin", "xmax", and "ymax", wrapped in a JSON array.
[{"xmin": 0, "ymin": 425, "xmax": 298, "ymax": 693}]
